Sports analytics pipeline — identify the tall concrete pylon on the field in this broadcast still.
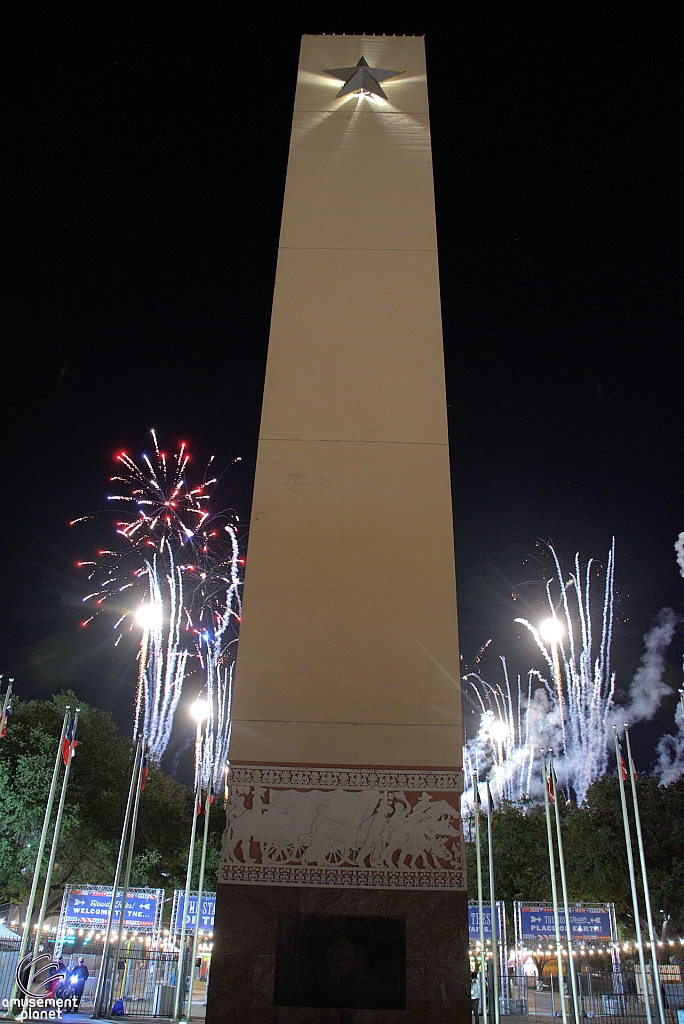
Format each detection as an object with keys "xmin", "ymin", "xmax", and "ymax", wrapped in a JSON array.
[{"xmin": 207, "ymin": 34, "xmax": 469, "ymax": 1024}]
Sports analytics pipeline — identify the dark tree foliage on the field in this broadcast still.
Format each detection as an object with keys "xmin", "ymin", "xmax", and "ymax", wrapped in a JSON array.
[{"xmin": 0, "ymin": 693, "xmax": 223, "ymax": 918}]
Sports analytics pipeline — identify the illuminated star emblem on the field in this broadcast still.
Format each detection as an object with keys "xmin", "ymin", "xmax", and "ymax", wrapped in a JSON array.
[{"xmin": 323, "ymin": 56, "xmax": 404, "ymax": 100}]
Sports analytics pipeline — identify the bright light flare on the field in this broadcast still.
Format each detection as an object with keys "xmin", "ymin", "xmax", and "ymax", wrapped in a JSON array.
[
  {"xmin": 136, "ymin": 603, "xmax": 163, "ymax": 631},
  {"xmin": 489, "ymin": 719, "xmax": 509, "ymax": 743},
  {"xmin": 191, "ymin": 698, "xmax": 209, "ymax": 723},
  {"xmin": 540, "ymin": 618, "xmax": 564, "ymax": 644}
]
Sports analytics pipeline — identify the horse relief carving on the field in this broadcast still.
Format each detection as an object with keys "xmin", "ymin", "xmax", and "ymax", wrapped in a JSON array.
[{"xmin": 222, "ymin": 785, "xmax": 461, "ymax": 873}]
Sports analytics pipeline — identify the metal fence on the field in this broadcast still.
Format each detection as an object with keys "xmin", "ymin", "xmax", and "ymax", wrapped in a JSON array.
[
  {"xmin": 0, "ymin": 938, "xmax": 20, "ymax": 1006},
  {"xmin": 489, "ymin": 969, "xmax": 684, "ymax": 1020},
  {"xmin": 0, "ymin": 941, "xmax": 207, "ymax": 1019},
  {"xmin": 93, "ymin": 947, "xmax": 210, "ymax": 1018}
]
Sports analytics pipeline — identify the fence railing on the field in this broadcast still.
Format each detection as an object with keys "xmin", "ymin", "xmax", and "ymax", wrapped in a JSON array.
[
  {"xmin": 2, "ymin": 943, "xmax": 205, "ymax": 1019},
  {"xmin": 92, "ymin": 947, "xmax": 209, "ymax": 1018},
  {"xmin": 0, "ymin": 938, "xmax": 21, "ymax": 1008},
  {"xmin": 489, "ymin": 968, "xmax": 684, "ymax": 1020}
]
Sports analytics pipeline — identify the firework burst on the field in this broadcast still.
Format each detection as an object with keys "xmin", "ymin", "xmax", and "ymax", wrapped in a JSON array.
[{"xmin": 74, "ymin": 431, "xmax": 242, "ymax": 760}]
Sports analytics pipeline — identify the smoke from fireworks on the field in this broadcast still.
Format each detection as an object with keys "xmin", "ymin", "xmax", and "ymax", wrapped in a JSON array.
[
  {"xmin": 74, "ymin": 430, "xmax": 242, "ymax": 761},
  {"xmin": 650, "ymin": 533, "xmax": 684, "ymax": 784},
  {"xmin": 463, "ymin": 540, "xmax": 677, "ymax": 806},
  {"xmin": 655, "ymin": 701, "xmax": 684, "ymax": 785},
  {"xmin": 676, "ymin": 533, "xmax": 684, "ymax": 580}
]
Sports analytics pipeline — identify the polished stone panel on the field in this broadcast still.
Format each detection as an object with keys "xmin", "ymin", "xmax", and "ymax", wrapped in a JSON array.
[
  {"xmin": 274, "ymin": 913, "xmax": 405, "ymax": 1010},
  {"xmin": 206, "ymin": 884, "xmax": 470, "ymax": 1024}
]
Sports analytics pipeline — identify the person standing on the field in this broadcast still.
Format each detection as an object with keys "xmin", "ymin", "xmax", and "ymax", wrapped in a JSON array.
[
  {"xmin": 46, "ymin": 958, "xmax": 66, "ymax": 1004},
  {"xmin": 70, "ymin": 957, "xmax": 89, "ymax": 1009},
  {"xmin": 471, "ymin": 969, "xmax": 481, "ymax": 1024}
]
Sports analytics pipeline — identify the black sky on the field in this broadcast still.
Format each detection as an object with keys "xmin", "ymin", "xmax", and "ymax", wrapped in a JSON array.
[{"xmin": 2, "ymin": 6, "xmax": 682, "ymax": 773}]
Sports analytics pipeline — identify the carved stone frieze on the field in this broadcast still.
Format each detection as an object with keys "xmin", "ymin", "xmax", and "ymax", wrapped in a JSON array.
[{"xmin": 219, "ymin": 765, "xmax": 466, "ymax": 890}]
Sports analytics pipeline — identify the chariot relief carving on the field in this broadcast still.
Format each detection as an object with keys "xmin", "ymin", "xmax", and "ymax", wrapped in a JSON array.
[{"xmin": 219, "ymin": 767, "xmax": 466, "ymax": 890}]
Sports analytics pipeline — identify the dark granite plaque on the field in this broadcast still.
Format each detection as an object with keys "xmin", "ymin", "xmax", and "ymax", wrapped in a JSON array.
[{"xmin": 273, "ymin": 912, "xmax": 406, "ymax": 1010}]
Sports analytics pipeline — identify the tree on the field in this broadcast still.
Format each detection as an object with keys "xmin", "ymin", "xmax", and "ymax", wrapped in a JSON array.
[{"xmin": 0, "ymin": 692, "xmax": 223, "ymax": 919}]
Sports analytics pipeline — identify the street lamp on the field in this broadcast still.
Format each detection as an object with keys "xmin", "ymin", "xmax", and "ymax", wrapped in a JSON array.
[
  {"xmin": 540, "ymin": 618, "xmax": 565, "ymax": 746},
  {"xmin": 190, "ymin": 698, "xmax": 209, "ymax": 723},
  {"xmin": 173, "ymin": 698, "xmax": 210, "ymax": 1022},
  {"xmin": 135, "ymin": 603, "xmax": 163, "ymax": 631},
  {"xmin": 190, "ymin": 698, "xmax": 209, "ymax": 788},
  {"xmin": 489, "ymin": 719, "xmax": 508, "ymax": 744}
]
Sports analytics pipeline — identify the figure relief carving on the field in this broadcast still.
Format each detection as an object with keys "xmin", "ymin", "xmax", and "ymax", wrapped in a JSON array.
[{"xmin": 222, "ymin": 784, "xmax": 463, "ymax": 880}]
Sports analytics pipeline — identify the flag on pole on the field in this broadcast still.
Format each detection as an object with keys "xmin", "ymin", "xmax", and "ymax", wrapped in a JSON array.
[
  {"xmin": 209, "ymin": 784, "xmax": 215, "ymax": 806},
  {"xmin": 61, "ymin": 716, "xmax": 78, "ymax": 766},
  {"xmin": 547, "ymin": 763, "xmax": 556, "ymax": 804},
  {"xmin": 0, "ymin": 702, "xmax": 12, "ymax": 739},
  {"xmin": 486, "ymin": 780, "xmax": 495, "ymax": 832},
  {"xmin": 473, "ymin": 778, "xmax": 481, "ymax": 822},
  {"xmin": 196, "ymin": 790, "xmax": 202, "ymax": 816},
  {"xmin": 619, "ymin": 752, "xmax": 637, "ymax": 782},
  {"xmin": 62, "ymin": 717, "xmax": 71, "ymax": 763},
  {"xmin": 140, "ymin": 754, "xmax": 149, "ymax": 792}
]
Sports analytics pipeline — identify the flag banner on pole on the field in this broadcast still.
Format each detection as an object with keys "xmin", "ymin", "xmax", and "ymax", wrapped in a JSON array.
[
  {"xmin": 0, "ymin": 703, "xmax": 11, "ymax": 739},
  {"xmin": 196, "ymin": 791, "xmax": 202, "ymax": 816},
  {"xmin": 61, "ymin": 715, "xmax": 78, "ymax": 765},
  {"xmin": 140, "ymin": 755, "xmax": 149, "ymax": 792},
  {"xmin": 547, "ymin": 764, "xmax": 555, "ymax": 804},
  {"xmin": 209, "ymin": 784, "xmax": 215, "ymax": 806},
  {"xmin": 618, "ymin": 750, "xmax": 637, "ymax": 782},
  {"xmin": 62, "ymin": 716, "xmax": 77, "ymax": 766},
  {"xmin": 486, "ymin": 780, "xmax": 494, "ymax": 827},
  {"xmin": 473, "ymin": 779, "xmax": 481, "ymax": 822}
]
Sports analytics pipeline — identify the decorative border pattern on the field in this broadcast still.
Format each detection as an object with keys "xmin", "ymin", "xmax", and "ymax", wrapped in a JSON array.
[
  {"xmin": 227, "ymin": 765, "xmax": 464, "ymax": 792},
  {"xmin": 219, "ymin": 862, "xmax": 466, "ymax": 890}
]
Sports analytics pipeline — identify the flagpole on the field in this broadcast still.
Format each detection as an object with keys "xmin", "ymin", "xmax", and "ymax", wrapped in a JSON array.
[
  {"xmin": 486, "ymin": 782, "xmax": 500, "ymax": 1024},
  {"xmin": 614, "ymin": 727, "xmax": 653, "ymax": 1024},
  {"xmin": 473, "ymin": 775, "xmax": 488, "ymax": 1024},
  {"xmin": 541, "ymin": 751, "xmax": 568, "ymax": 1024},
  {"xmin": 29, "ymin": 709, "xmax": 80, "ymax": 990},
  {"xmin": 109, "ymin": 737, "xmax": 146, "ymax": 1011},
  {"xmin": 173, "ymin": 777, "xmax": 201, "ymax": 1021},
  {"xmin": 625, "ymin": 726, "xmax": 666, "ymax": 1024},
  {"xmin": 6, "ymin": 709, "xmax": 70, "ymax": 1016},
  {"xmin": 185, "ymin": 766, "xmax": 214, "ymax": 1021},
  {"xmin": 91, "ymin": 738, "xmax": 143, "ymax": 1018},
  {"xmin": 0, "ymin": 679, "xmax": 13, "ymax": 736},
  {"xmin": 549, "ymin": 752, "xmax": 581, "ymax": 1024}
]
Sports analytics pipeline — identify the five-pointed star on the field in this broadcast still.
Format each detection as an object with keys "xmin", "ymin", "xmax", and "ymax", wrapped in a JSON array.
[{"xmin": 322, "ymin": 56, "xmax": 404, "ymax": 100}]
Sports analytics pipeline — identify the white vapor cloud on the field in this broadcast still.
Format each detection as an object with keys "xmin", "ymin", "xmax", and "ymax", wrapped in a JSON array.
[
  {"xmin": 655, "ymin": 694, "xmax": 684, "ymax": 785},
  {"xmin": 675, "ymin": 532, "xmax": 684, "ymax": 579},
  {"xmin": 609, "ymin": 608, "xmax": 678, "ymax": 733}
]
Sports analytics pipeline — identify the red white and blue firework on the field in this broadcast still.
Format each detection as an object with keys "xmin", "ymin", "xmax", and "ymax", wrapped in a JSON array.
[{"xmin": 73, "ymin": 430, "xmax": 243, "ymax": 761}]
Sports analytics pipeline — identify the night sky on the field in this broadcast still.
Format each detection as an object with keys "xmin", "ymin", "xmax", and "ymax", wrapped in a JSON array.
[{"xmin": 3, "ymin": 8, "xmax": 682, "ymax": 775}]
